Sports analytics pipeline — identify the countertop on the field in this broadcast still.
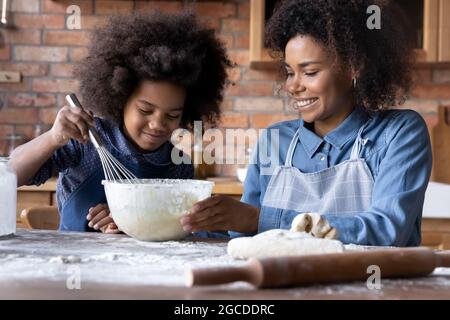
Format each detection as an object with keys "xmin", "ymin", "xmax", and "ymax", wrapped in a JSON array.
[
  {"xmin": 1, "ymin": 229, "xmax": 450, "ymax": 299},
  {"xmin": 17, "ymin": 177, "xmax": 244, "ymax": 195}
]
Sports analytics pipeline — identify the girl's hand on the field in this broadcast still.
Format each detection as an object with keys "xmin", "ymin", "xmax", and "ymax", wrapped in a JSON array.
[
  {"xmin": 50, "ymin": 105, "xmax": 94, "ymax": 147},
  {"xmin": 100, "ymin": 222, "xmax": 121, "ymax": 234},
  {"xmin": 180, "ymin": 195, "xmax": 260, "ymax": 234},
  {"xmin": 86, "ymin": 203, "xmax": 121, "ymax": 234}
]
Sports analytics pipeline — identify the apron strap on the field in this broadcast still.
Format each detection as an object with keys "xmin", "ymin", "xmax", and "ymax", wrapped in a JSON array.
[
  {"xmin": 350, "ymin": 123, "xmax": 369, "ymax": 160},
  {"xmin": 287, "ymin": 120, "xmax": 369, "ymax": 166},
  {"xmin": 285, "ymin": 128, "xmax": 301, "ymax": 167}
]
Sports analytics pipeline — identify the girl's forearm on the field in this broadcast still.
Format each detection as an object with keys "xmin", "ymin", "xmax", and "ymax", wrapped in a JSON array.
[{"xmin": 9, "ymin": 131, "xmax": 60, "ymax": 186}]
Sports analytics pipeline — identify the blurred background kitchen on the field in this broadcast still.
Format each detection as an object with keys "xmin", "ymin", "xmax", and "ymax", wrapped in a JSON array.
[{"xmin": 0, "ymin": 0, "xmax": 449, "ymax": 246}]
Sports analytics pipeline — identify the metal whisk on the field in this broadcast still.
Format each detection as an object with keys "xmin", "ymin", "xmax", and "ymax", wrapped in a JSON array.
[{"xmin": 65, "ymin": 93, "xmax": 140, "ymax": 184}]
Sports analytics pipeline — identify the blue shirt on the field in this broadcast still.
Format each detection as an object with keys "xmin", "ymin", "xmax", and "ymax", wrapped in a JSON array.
[
  {"xmin": 30, "ymin": 117, "xmax": 194, "ymax": 215},
  {"xmin": 240, "ymin": 108, "xmax": 432, "ymax": 246}
]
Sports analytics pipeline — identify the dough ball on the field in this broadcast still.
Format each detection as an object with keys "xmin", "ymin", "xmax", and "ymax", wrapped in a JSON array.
[{"xmin": 227, "ymin": 229, "xmax": 345, "ymax": 259}]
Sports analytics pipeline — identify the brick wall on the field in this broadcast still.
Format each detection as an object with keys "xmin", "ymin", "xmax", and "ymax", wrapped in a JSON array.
[{"xmin": 1, "ymin": 0, "xmax": 449, "ymax": 177}]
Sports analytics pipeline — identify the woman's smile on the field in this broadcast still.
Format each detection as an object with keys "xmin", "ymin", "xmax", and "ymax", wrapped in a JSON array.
[
  {"xmin": 284, "ymin": 35, "xmax": 355, "ymax": 134},
  {"xmin": 295, "ymin": 97, "xmax": 319, "ymax": 110}
]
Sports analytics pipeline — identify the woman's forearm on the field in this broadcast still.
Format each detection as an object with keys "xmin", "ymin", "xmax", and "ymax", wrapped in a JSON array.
[{"xmin": 8, "ymin": 131, "xmax": 60, "ymax": 186}]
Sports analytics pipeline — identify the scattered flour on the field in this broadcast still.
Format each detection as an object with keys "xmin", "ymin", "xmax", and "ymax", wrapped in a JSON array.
[{"xmin": 1, "ymin": 229, "xmax": 450, "ymax": 296}]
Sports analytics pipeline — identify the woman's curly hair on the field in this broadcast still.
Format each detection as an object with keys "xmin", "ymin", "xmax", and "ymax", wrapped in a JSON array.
[
  {"xmin": 265, "ymin": 0, "xmax": 415, "ymax": 112},
  {"xmin": 74, "ymin": 12, "xmax": 232, "ymax": 128}
]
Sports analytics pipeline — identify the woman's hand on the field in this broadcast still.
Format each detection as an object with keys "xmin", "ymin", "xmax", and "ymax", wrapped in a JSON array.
[
  {"xmin": 86, "ymin": 203, "xmax": 121, "ymax": 234},
  {"xmin": 180, "ymin": 195, "xmax": 260, "ymax": 234},
  {"xmin": 50, "ymin": 105, "xmax": 94, "ymax": 147}
]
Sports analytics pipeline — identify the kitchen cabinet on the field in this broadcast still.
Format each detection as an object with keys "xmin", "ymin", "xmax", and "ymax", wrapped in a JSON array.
[{"xmin": 249, "ymin": 0, "xmax": 450, "ymax": 69}]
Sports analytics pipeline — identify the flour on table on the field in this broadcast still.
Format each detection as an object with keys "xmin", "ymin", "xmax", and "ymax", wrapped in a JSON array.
[
  {"xmin": 227, "ymin": 229, "xmax": 345, "ymax": 259},
  {"xmin": 48, "ymin": 255, "xmax": 82, "ymax": 264}
]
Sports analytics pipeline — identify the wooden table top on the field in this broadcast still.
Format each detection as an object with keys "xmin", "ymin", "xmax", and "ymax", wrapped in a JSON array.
[{"xmin": 1, "ymin": 229, "xmax": 450, "ymax": 299}]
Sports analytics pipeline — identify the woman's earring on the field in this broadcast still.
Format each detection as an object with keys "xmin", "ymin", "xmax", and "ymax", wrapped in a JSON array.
[{"xmin": 352, "ymin": 78, "xmax": 357, "ymax": 89}]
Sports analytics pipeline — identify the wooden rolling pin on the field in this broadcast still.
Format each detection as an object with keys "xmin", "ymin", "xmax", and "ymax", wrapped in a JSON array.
[{"xmin": 186, "ymin": 247, "xmax": 450, "ymax": 288}]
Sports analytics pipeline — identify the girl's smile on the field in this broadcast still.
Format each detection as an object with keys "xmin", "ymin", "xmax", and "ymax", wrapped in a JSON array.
[
  {"xmin": 141, "ymin": 130, "xmax": 166, "ymax": 145},
  {"xmin": 122, "ymin": 80, "xmax": 186, "ymax": 152}
]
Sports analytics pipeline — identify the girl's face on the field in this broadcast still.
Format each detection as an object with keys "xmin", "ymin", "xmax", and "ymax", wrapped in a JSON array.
[
  {"xmin": 123, "ymin": 80, "xmax": 186, "ymax": 152},
  {"xmin": 284, "ymin": 35, "xmax": 355, "ymax": 136}
]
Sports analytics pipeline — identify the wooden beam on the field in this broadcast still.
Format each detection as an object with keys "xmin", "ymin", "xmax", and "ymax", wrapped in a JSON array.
[
  {"xmin": 249, "ymin": 0, "xmax": 277, "ymax": 69},
  {"xmin": 423, "ymin": 0, "xmax": 439, "ymax": 62},
  {"xmin": 249, "ymin": 0, "xmax": 264, "ymax": 64},
  {"xmin": 438, "ymin": 0, "xmax": 450, "ymax": 61}
]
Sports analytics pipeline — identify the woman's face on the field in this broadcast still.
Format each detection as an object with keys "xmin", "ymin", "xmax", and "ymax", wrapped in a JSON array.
[
  {"xmin": 123, "ymin": 80, "xmax": 186, "ymax": 152},
  {"xmin": 284, "ymin": 35, "xmax": 354, "ymax": 135}
]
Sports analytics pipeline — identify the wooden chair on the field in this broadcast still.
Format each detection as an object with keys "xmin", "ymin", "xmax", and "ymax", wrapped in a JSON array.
[{"xmin": 20, "ymin": 205, "xmax": 60, "ymax": 230}]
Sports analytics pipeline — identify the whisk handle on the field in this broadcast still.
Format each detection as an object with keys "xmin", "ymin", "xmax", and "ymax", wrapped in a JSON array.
[
  {"xmin": 66, "ymin": 93, "xmax": 83, "ymax": 109},
  {"xmin": 65, "ymin": 93, "xmax": 102, "ymax": 149}
]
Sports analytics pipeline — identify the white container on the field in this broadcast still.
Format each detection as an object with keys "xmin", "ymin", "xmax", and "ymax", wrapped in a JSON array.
[
  {"xmin": 236, "ymin": 167, "xmax": 247, "ymax": 183},
  {"xmin": 102, "ymin": 179, "xmax": 214, "ymax": 241},
  {"xmin": 422, "ymin": 181, "xmax": 450, "ymax": 218},
  {"xmin": 0, "ymin": 157, "xmax": 17, "ymax": 237}
]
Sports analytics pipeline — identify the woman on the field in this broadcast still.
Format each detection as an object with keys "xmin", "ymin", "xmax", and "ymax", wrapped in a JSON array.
[{"xmin": 181, "ymin": 0, "xmax": 432, "ymax": 246}]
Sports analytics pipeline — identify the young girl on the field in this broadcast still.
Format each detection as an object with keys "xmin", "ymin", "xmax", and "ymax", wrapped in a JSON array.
[
  {"xmin": 10, "ymin": 12, "xmax": 231, "ymax": 233},
  {"xmin": 181, "ymin": 0, "xmax": 432, "ymax": 246}
]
